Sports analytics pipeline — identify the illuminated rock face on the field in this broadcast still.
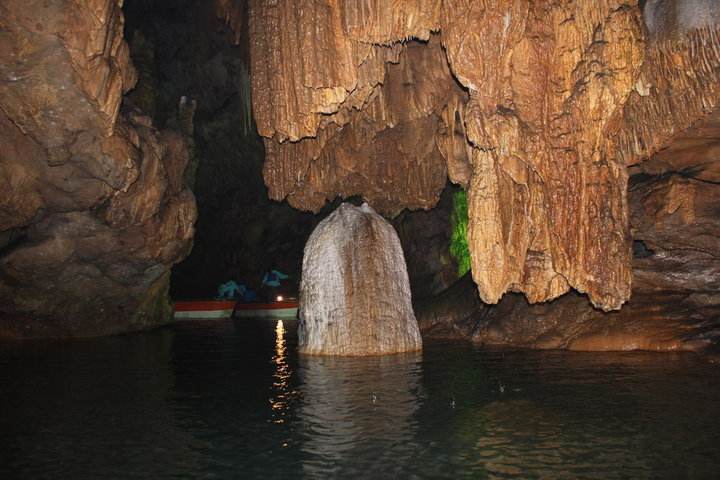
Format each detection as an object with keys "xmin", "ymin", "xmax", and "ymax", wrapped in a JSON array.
[
  {"xmin": 250, "ymin": 0, "xmax": 720, "ymax": 313},
  {"xmin": 0, "ymin": 0, "xmax": 197, "ymax": 337},
  {"xmin": 416, "ymin": 170, "xmax": 720, "ymax": 352},
  {"xmin": 249, "ymin": 0, "xmax": 640, "ymax": 311},
  {"xmin": 299, "ymin": 203, "xmax": 422, "ymax": 356}
]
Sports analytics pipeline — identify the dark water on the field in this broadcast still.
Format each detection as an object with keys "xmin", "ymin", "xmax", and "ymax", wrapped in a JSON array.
[{"xmin": 2, "ymin": 318, "xmax": 720, "ymax": 479}]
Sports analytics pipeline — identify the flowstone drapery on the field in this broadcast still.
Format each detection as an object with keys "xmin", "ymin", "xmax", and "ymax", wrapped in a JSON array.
[{"xmin": 250, "ymin": 0, "xmax": 720, "ymax": 312}]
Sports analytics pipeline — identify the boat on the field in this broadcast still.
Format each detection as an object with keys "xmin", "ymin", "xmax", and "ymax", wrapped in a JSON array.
[
  {"xmin": 174, "ymin": 299, "xmax": 237, "ymax": 319},
  {"xmin": 233, "ymin": 298, "xmax": 299, "ymax": 319}
]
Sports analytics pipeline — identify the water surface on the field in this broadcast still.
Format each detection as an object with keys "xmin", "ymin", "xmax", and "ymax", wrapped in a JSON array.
[{"xmin": 2, "ymin": 318, "xmax": 719, "ymax": 479}]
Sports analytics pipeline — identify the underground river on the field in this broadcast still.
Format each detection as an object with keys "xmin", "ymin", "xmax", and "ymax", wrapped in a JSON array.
[{"xmin": 2, "ymin": 318, "xmax": 719, "ymax": 479}]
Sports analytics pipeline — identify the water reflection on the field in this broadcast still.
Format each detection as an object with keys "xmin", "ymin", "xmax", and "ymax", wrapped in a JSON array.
[
  {"xmin": 4, "ymin": 325, "xmax": 720, "ymax": 479},
  {"xmin": 297, "ymin": 353, "xmax": 424, "ymax": 478},
  {"xmin": 446, "ymin": 399, "xmax": 654, "ymax": 478},
  {"xmin": 0, "ymin": 329, "xmax": 207, "ymax": 478},
  {"xmin": 270, "ymin": 320, "xmax": 292, "ymax": 424}
]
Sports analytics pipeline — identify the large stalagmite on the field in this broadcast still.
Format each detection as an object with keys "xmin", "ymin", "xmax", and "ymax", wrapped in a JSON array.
[{"xmin": 299, "ymin": 203, "xmax": 422, "ymax": 356}]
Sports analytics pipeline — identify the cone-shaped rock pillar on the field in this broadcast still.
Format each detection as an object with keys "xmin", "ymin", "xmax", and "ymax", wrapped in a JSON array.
[{"xmin": 299, "ymin": 203, "xmax": 422, "ymax": 355}]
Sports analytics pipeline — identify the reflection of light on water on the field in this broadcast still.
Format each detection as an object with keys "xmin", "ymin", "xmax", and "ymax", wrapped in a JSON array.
[
  {"xmin": 275, "ymin": 320, "xmax": 285, "ymax": 353},
  {"xmin": 298, "ymin": 353, "xmax": 424, "ymax": 478},
  {"xmin": 270, "ymin": 320, "xmax": 291, "ymax": 423}
]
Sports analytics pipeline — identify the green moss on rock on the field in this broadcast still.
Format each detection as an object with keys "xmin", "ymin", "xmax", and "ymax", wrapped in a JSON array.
[{"xmin": 450, "ymin": 189, "xmax": 471, "ymax": 277}]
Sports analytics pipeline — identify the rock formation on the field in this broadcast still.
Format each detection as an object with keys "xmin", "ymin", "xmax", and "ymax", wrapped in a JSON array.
[
  {"xmin": 245, "ymin": 1, "xmax": 610, "ymax": 310},
  {"xmin": 417, "ymin": 169, "xmax": 720, "ymax": 352},
  {"xmin": 249, "ymin": 0, "xmax": 720, "ymax": 315},
  {"xmin": 2, "ymin": 0, "xmax": 719, "ymax": 345},
  {"xmin": 299, "ymin": 203, "xmax": 422, "ymax": 355},
  {"xmin": 0, "ymin": 0, "xmax": 197, "ymax": 337}
]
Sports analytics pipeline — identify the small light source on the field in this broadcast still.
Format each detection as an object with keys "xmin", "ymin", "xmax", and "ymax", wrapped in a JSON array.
[{"xmin": 276, "ymin": 295, "xmax": 283, "ymax": 302}]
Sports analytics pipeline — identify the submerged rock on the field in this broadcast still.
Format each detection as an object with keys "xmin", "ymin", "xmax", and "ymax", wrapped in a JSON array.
[{"xmin": 299, "ymin": 203, "xmax": 422, "ymax": 356}]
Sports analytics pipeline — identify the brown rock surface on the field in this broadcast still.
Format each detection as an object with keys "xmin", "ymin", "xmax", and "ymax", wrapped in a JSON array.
[
  {"xmin": 456, "ymin": 1, "xmax": 641, "ymax": 311},
  {"xmin": 251, "ymin": 0, "xmax": 720, "ymax": 314},
  {"xmin": 299, "ymin": 203, "xmax": 422, "ymax": 355},
  {"xmin": 0, "ymin": 0, "xmax": 136, "ymax": 163},
  {"xmin": 258, "ymin": 36, "xmax": 462, "ymax": 216},
  {"xmin": 417, "ymin": 172, "xmax": 720, "ymax": 352},
  {"xmin": 0, "ymin": 0, "xmax": 197, "ymax": 337},
  {"xmin": 630, "ymin": 174, "xmax": 720, "ymax": 295},
  {"xmin": 415, "ymin": 273, "xmax": 487, "ymax": 341},
  {"xmin": 252, "ymin": 0, "xmax": 720, "ymax": 311},
  {"xmin": 215, "ymin": 0, "xmax": 246, "ymax": 45},
  {"xmin": 629, "ymin": 107, "xmax": 720, "ymax": 182},
  {"xmin": 611, "ymin": 27, "xmax": 720, "ymax": 170},
  {"xmin": 470, "ymin": 290, "xmax": 717, "ymax": 352}
]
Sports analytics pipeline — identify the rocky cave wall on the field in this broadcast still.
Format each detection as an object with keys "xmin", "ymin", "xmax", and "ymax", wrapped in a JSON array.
[
  {"xmin": 0, "ymin": 0, "xmax": 197, "ymax": 337},
  {"xmin": 249, "ymin": 0, "xmax": 720, "ymax": 318},
  {"xmin": 413, "ymin": 0, "xmax": 720, "ymax": 352},
  {"xmin": 417, "ymin": 168, "xmax": 720, "ymax": 352}
]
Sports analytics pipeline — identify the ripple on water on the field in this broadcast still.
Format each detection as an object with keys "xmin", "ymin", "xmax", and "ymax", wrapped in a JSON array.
[{"xmin": 1, "ymin": 320, "xmax": 719, "ymax": 479}]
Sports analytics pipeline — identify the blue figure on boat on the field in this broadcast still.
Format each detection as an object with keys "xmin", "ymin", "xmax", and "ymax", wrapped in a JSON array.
[
  {"xmin": 216, "ymin": 280, "xmax": 257, "ymax": 301},
  {"xmin": 261, "ymin": 269, "xmax": 289, "ymax": 288}
]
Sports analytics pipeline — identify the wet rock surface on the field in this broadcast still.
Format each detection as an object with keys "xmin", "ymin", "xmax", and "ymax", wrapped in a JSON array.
[
  {"xmin": 417, "ymin": 171, "xmax": 720, "ymax": 352},
  {"xmin": 0, "ymin": 0, "xmax": 196, "ymax": 337},
  {"xmin": 415, "ymin": 273, "xmax": 486, "ymax": 340},
  {"xmin": 299, "ymin": 203, "xmax": 422, "ymax": 356}
]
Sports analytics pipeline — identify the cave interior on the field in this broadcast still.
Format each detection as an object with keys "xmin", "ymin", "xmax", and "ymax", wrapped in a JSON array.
[{"xmin": 1, "ymin": 0, "xmax": 720, "ymax": 477}]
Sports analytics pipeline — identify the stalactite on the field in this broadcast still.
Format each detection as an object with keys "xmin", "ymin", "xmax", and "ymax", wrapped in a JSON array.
[{"xmin": 250, "ymin": 0, "xmax": 719, "ymax": 311}]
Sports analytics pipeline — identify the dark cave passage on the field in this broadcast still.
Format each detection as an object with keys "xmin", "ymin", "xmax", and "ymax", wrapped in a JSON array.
[{"xmin": 122, "ymin": 0, "xmax": 330, "ymax": 300}]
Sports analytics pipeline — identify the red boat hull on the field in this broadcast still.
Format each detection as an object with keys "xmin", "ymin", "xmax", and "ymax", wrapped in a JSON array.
[
  {"xmin": 174, "ymin": 300, "xmax": 236, "ymax": 319},
  {"xmin": 234, "ymin": 301, "xmax": 299, "ymax": 318}
]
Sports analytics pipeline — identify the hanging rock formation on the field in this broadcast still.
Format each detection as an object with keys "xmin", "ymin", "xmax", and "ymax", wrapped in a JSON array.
[
  {"xmin": 299, "ymin": 203, "xmax": 422, "ymax": 355},
  {"xmin": 246, "ymin": 1, "xmax": 654, "ymax": 311},
  {"xmin": 0, "ymin": 0, "xmax": 197, "ymax": 337},
  {"xmin": 417, "ymin": 171, "xmax": 720, "ymax": 352},
  {"xmin": 413, "ymin": 4, "xmax": 720, "ymax": 353},
  {"xmin": 255, "ymin": 33, "xmax": 461, "ymax": 216},
  {"xmin": 250, "ymin": 0, "xmax": 720, "ymax": 313}
]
